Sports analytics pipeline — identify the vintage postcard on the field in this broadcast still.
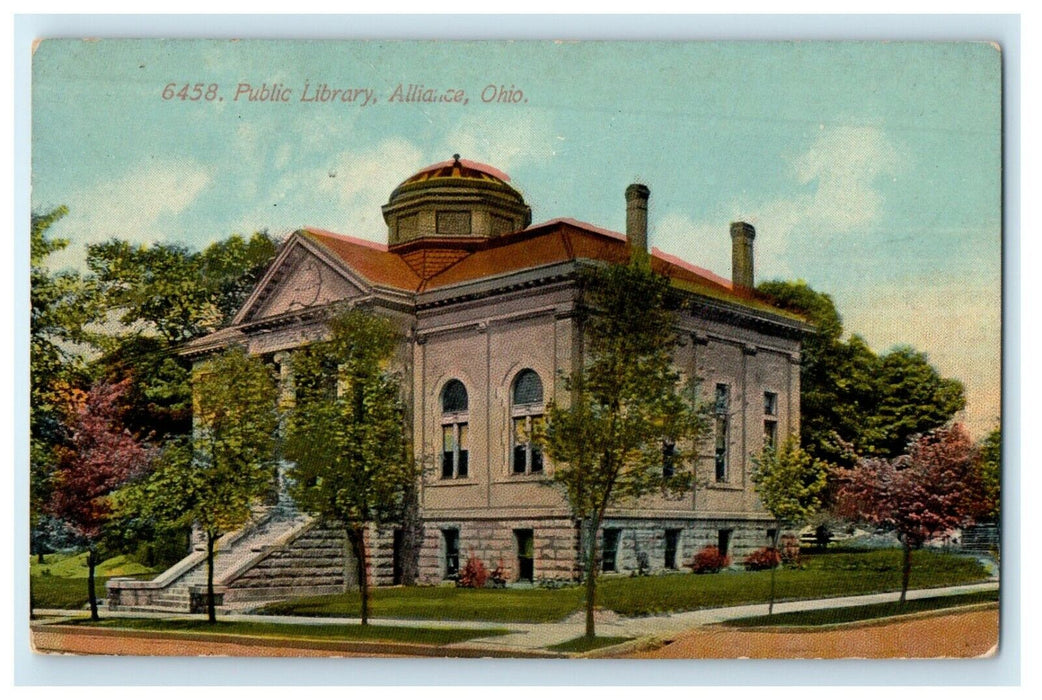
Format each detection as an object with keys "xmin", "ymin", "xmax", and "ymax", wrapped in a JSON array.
[{"xmin": 27, "ymin": 38, "xmax": 1002, "ymax": 662}]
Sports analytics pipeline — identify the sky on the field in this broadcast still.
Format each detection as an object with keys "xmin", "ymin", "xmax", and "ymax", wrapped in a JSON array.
[{"xmin": 30, "ymin": 39, "xmax": 1002, "ymax": 437}]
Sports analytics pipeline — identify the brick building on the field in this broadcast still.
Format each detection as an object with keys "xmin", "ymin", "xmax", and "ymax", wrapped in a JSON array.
[{"xmin": 110, "ymin": 156, "xmax": 807, "ymax": 609}]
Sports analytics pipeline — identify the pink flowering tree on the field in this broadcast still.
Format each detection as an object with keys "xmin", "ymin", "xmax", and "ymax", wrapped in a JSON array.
[
  {"xmin": 834, "ymin": 423, "xmax": 985, "ymax": 602},
  {"xmin": 48, "ymin": 379, "xmax": 151, "ymax": 620}
]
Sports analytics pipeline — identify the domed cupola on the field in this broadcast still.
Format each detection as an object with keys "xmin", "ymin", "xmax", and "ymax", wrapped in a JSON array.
[{"xmin": 382, "ymin": 155, "xmax": 532, "ymax": 249}]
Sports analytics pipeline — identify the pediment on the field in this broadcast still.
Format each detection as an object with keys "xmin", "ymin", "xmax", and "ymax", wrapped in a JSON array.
[{"xmin": 237, "ymin": 238, "xmax": 368, "ymax": 324}]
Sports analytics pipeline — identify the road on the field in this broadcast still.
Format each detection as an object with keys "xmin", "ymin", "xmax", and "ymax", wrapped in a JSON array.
[{"xmin": 622, "ymin": 608, "xmax": 999, "ymax": 659}]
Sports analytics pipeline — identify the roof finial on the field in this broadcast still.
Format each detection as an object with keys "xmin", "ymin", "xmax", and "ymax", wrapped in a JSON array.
[{"xmin": 452, "ymin": 153, "xmax": 461, "ymax": 165}]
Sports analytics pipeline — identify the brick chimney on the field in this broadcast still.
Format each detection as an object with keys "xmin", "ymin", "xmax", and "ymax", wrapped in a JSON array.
[
  {"xmin": 625, "ymin": 184, "xmax": 650, "ymax": 254},
  {"xmin": 730, "ymin": 221, "xmax": 756, "ymax": 291}
]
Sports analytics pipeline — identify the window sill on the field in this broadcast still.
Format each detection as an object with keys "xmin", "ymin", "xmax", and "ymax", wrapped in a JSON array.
[
  {"xmin": 498, "ymin": 473, "xmax": 550, "ymax": 483},
  {"xmin": 428, "ymin": 478, "xmax": 481, "ymax": 487},
  {"xmin": 706, "ymin": 482, "xmax": 745, "ymax": 492}
]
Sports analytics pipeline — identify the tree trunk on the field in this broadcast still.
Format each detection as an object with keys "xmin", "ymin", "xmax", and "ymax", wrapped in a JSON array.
[
  {"xmin": 349, "ymin": 526, "xmax": 370, "ymax": 625},
  {"xmin": 206, "ymin": 531, "xmax": 217, "ymax": 624},
  {"xmin": 342, "ymin": 528, "xmax": 352, "ymax": 595},
  {"xmin": 583, "ymin": 516, "xmax": 601, "ymax": 639},
  {"xmin": 87, "ymin": 547, "xmax": 99, "ymax": 621},
  {"xmin": 768, "ymin": 526, "xmax": 781, "ymax": 616},
  {"xmin": 900, "ymin": 540, "xmax": 912, "ymax": 604}
]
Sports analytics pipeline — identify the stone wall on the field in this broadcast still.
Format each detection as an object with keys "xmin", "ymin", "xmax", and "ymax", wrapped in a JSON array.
[{"xmin": 415, "ymin": 515, "xmax": 779, "ymax": 584}]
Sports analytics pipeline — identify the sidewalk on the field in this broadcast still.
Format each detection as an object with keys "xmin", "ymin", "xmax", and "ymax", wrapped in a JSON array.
[{"xmin": 31, "ymin": 580, "xmax": 999, "ymax": 656}]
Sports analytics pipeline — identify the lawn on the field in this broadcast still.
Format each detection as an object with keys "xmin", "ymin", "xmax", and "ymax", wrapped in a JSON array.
[
  {"xmin": 30, "ymin": 552, "xmax": 162, "ymax": 611},
  {"xmin": 68, "ymin": 617, "xmax": 508, "ymax": 646},
  {"xmin": 722, "ymin": 589, "xmax": 999, "ymax": 628},
  {"xmin": 259, "ymin": 548, "xmax": 991, "ymax": 623}
]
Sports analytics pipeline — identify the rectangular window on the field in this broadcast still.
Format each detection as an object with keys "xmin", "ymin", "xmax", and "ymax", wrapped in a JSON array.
[
  {"xmin": 530, "ymin": 416, "xmax": 544, "ymax": 473},
  {"xmin": 457, "ymin": 423, "xmax": 468, "ymax": 478},
  {"xmin": 715, "ymin": 383, "xmax": 730, "ymax": 414},
  {"xmin": 513, "ymin": 417, "xmax": 528, "ymax": 474},
  {"xmin": 718, "ymin": 529, "xmax": 732, "ymax": 558},
  {"xmin": 512, "ymin": 415, "xmax": 545, "ymax": 475},
  {"xmin": 442, "ymin": 425, "xmax": 455, "ymax": 479},
  {"xmin": 715, "ymin": 417, "xmax": 728, "ymax": 482},
  {"xmin": 715, "ymin": 384, "xmax": 730, "ymax": 482},
  {"xmin": 602, "ymin": 528, "xmax": 620, "ymax": 573},
  {"xmin": 436, "ymin": 210, "xmax": 472, "ymax": 236},
  {"xmin": 665, "ymin": 529, "xmax": 680, "ymax": 570},
  {"xmin": 764, "ymin": 391, "xmax": 778, "ymax": 416},
  {"xmin": 663, "ymin": 440, "xmax": 676, "ymax": 478},
  {"xmin": 443, "ymin": 529, "xmax": 460, "ymax": 579},
  {"xmin": 515, "ymin": 529, "xmax": 534, "ymax": 582},
  {"xmin": 764, "ymin": 419, "xmax": 777, "ymax": 450}
]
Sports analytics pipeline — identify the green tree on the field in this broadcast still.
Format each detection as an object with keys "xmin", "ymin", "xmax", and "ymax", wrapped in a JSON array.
[
  {"xmin": 30, "ymin": 206, "xmax": 97, "ymax": 560},
  {"xmin": 757, "ymin": 280, "xmax": 965, "ymax": 463},
  {"xmin": 751, "ymin": 433, "xmax": 829, "ymax": 614},
  {"xmin": 117, "ymin": 347, "xmax": 278, "ymax": 622},
  {"xmin": 83, "ymin": 232, "xmax": 278, "ymax": 440},
  {"xmin": 85, "ymin": 232, "xmax": 276, "ymax": 346},
  {"xmin": 974, "ymin": 426, "xmax": 1001, "ymax": 522},
  {"xmin": 868, "ymin": 347, "xmax": 966, "ymax": 458},
  {"xmin": 284, "ymin": 310, "xmax": 414, "ymax": 625},
  {"xmin": 544, "ymin": 258, "xmax": 708, "ymax": 639}
]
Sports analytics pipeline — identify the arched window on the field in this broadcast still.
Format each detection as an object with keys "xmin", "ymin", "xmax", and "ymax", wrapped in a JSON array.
[
  {"xmin": 511, "ymin": 369, "xmax": 544, "ymax": 475},
  {"xmin": 441, "ymin": 380, "xmax": 469, "ymax": 479}
]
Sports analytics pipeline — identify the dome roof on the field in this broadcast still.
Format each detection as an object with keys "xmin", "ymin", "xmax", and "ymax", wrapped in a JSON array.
[
  {"xmin": 382, "ymin": 154, "xmax": 531, "ymax": 249},
  {"xmin": 402, "ymin": 155, "xmax": 513, "ymax": 186}
]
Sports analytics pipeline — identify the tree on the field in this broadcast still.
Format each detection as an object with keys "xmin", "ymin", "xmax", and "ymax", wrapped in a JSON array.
[
  {"xmin": 82, "ymin": 232, "xmax": 277, "ymax": 439},
  {"xmin": 117, "ymin": 347, "xmax": 278, "ymax": 622},
  {"xmin": 30, "ymin": 206, "xmax": 97, "ymax": 560},
  {"xmin": 751, "ymin": 433, "xmax": 829, "ymax": 614},
  {"xmin": 47, "ymin": 379, "xmax": 151, "ymax": 620},
  {"xmin": 284, "ymin": 310, "xmax": 414, "ymax": 625},
  {"xmin": 974, "ymin": 427, "xmax": 1001, "ymax": 522},
  {"xmin": 868, "ymin": 347, "xmax": 966, "ymax": 458},
  {"xmin": 85, "ymin": 232, "xmax": 277, "ymax": 345},
  {"xmin": 757, "ymin": 280, "xmax": 965, "ymax": 464},
  {"xmin": 544, "ymin": 258, "xmax": 708, "ymax": 639},
  {"xmin": 834, "ymin": 423, "xmax": 985, "ymax": 602}
]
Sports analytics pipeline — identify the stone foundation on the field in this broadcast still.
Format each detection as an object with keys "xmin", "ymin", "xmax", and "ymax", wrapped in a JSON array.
[{"xmin": 414, "ymin": 515, "xmax": 778, "ymax": 584}]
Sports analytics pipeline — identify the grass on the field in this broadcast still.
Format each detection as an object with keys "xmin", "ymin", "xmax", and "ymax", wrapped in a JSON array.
[
  {"xmin": 261, "ymin": 585, "xmax": 585, "ymax": 623},
  {"xmin": 722, "ymin": 589, "xmax": 999, "ymax": 628},
  {"xmin": 30, "ymin": 552, "xmax": 162, "ymax": 611},
  {"xmin": 547, "ymin": 635, "xmax": 633, "ymax": 653},
  {"xmin": 66, "ymin": 617, "xmax": 508, "ymax": 646},
  {"xmin": 30, "ymin": 575, "xmax": 110, "ymax": 611},
  {"xmin": 31, "ymin": 552, "xmax": 157, "ymax": 579},
  {"xmin": 260, "ymin": 548, "xmax": 991, "ymax": 623}
]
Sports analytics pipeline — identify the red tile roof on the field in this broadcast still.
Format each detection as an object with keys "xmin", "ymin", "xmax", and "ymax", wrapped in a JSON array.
[{"xmin": 297, "ymin": 220, "xmax": 779, "ymax": 313}]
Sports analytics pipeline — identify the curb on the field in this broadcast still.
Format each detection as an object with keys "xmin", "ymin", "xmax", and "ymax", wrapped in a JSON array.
[
  {"xmin": 712, "ymin": 601, "xmax": 999, "ymax": 633},
  {"xmin": 30, "ymin": 622, "xmax": 563, "ymax": 659}
]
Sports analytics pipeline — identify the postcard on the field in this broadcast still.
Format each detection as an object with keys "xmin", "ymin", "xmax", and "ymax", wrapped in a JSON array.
[{"xmin": 27, "ymin": 38, "xmax": 1002, "ymax": 662}]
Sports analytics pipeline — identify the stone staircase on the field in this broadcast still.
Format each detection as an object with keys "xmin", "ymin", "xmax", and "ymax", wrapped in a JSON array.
[{"xmin": 107, "ymin": 508, "xmax": 313, "ymax": 613}]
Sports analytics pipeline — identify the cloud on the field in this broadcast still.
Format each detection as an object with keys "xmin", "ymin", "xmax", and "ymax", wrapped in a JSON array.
[
  {"xmin": 309, "ymin": 137, "xmax": 428, "ymax": 236},
  {"xmin": 654, "ymin": 125, "xmax": 903, "ymax": 280},
  {"xmin": 48, "ymin": 159, "xmax": 212, "ymax": 269},
  {"xmin": 444, "ymin": 112, "xmax": 559, "ymax": 183},
  {"xmin": 793, "ymin": 125, "xmax": 902, "ymax": 232}
]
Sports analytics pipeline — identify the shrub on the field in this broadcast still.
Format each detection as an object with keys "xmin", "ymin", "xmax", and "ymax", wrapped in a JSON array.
[
  {"xmin": 456, "ymin": 553, "xmax": 489, "ymax": 588},
  {"xmin": 689, "ymin": 545, "xmax": 731, "ymax": 574},
  {"xmin": 487, "ymin": 560, "xmax": 507, "ymax": 588},
  {"xmin": 780, "ymin": 534, "xmax": 801, "ymax": 567},
  {"xmin": 743, "ymin": 547, "xmax": 781, "ymax": 571}
]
